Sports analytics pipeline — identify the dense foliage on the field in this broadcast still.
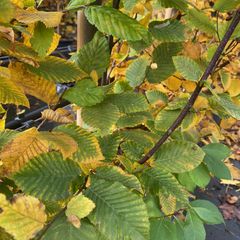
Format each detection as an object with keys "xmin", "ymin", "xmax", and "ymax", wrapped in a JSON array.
[{"xmin": 0, "ymin": 0, "xmax": 240, "ymax": 239}]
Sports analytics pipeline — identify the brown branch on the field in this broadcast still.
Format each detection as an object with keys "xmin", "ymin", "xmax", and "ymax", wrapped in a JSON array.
[{"xmin": 138, "ymin": 9, "xmax": 240, "ymax": 165}]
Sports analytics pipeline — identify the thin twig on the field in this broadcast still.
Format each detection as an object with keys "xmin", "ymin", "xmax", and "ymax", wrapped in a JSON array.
[{"xmin": 138, "ymin": 9, "xmax": 240, "ymax": 165}]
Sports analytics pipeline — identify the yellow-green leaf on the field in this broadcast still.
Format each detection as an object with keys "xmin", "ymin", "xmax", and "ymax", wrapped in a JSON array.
[
  {"xmin": 0, "ymin": 76, "xmax": 29, "ymax": 107},
  {"xmin": 66, "ymin": 194, "xmax": 95, "ymax": 228},
  {"xmin": 0, "ymin": 194, "xmax": 47, "ymax": 240}
]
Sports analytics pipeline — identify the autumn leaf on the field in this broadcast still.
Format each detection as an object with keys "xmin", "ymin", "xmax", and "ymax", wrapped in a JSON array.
[{"xmin": 0, "ymin": 194, "xmax": 47, "ymax": 240}]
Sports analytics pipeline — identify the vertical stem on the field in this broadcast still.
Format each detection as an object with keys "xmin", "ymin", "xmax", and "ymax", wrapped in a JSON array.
[{"xmin": 76, "ymin": 0, "xmax": 102, "ymax": 126}]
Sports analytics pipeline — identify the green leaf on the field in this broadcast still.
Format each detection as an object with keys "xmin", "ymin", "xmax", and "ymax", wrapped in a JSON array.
[
  {"xmin": 84, "ymin": 6, "xmax": 151, "ymax": 42},
  {"xmin": 190, "ymin": 200, "xmax": 224, "ymax": 225},
  {"xmin": 66, "ymin": 194, "xmax": 95, "ymax": 221},
  {"xmin": 214, "ymin": 0, "xmax": 240, "ymax": 12},
  {"xmin": 147, "ymin": 42, "xmax": 182, "ymax": 83},
  {"xmin": 186, "ymin": 9, "xmax": 216, "ymax": 35},
  {"xmin": 30, "ymin": 22, "xmax": 54, "ymax": 57},
  {"xmin": 98, "ymin": 134, "xmax": 121, "ymax": 162},
  {"xmin": 155, "ymin": 109, "xmax": 180, "ymax": 131},
  {"xmin": 126, "ymin": 58, "xmax": 149, "ymax": 88},
  {"xmin": 72, "ymin": 32, "xmax": 110, "ymax": 76},
  {"xmin": 106, "ymin": 92, "xmax": 149, "ymax": 113},
  {"xmin": 42, "ymin": 214, "xmax": 104, "ymax": 240},
  {"xmin": 203, "ymin": 143, "xmax": 231, "ymax": 179},
  {"xmin": 26, "ymin": 56, "xmax": 86, "ymax": 83},
  {"xmin": 150, "ymin": 219, "xmax": 185, "ymax": 240},
  {"xmin": 149, "ymin": 19, "xmax": 186, "ymax": 42},
  {"xmin": 0, "ymin": 0, "xmax": 14, "ymax": 23},
  {"xmin": 212, "ymin": 94, "xmax": 240, "ymax": 120},
  {"xmin": 156, "ymin": 0, "xmax": 188, "ymax": 11},
  {"xmin": 177, "ymin": 172, "xmax": 197, "ymax": 192},
  {"xmin": 55, "ymin": 124, "xmax": 104, "ymax": 162},
  {"xmin": 63, "ymin": 78, "xmax": 104, "ymax": 107},
  {"xmin": 203, "ymin": 143, "xmax": 231, "ymax": 161},
  {"xmin": 66, "ymin": 0, "xmax": 96, "ymax": 10},
  {"xmin": 82, "ymin": 102, "xmax": 120, "ymax": 135},
  {"xmin": 85, "ymin": 178, "xmax": 150, "ymax": 240},
  {"xmin": 173, "ymin": 56, "xmax": 203, "ymax": 82},
  {"xmin": 144, "ymin": 194, "xmax": 163, "ymax": 218},
  {"xmin": 121, "ymin": 141, "xmax": 145, "ymax": 162},
  {"xmin": 184, "ymin": 210, "xmax": 206, "ymax": 240},
  {"xmin": 188, "ymin": 164, "xmax": 211, "ymax": 188},
  {"xmin": 0, "ymin": 130, "xmax": 18, "ymax": 150},
  {"xmin": 155, "ymin": 141, "xmax": 205, "ymax": 173},
  {"xmin": 13, "ymin": 152, "xmax": 81, "ymax": 201},
  {"xmin": 117, "ymin": 112, "xmax": 152, "ymax": 129},
  {"xmin": 146, "ymin": 90, "xmax": 168, "ymax": 105},
  {"xmin": 94, "ymin": 166, "xmax": 143, "ymax": 193},
  {"xmin": 120, "ymin": 129, "xmax": 158, "ymax": 148},
  {"xmin": 141, "ymin": 166, "xmax": 189, "ymax": 209}
]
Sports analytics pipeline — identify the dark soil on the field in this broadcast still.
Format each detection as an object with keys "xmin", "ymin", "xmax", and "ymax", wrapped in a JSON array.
[{"xmin": 196, "ymin": 178, "xmax": 240, "ymax": 240}]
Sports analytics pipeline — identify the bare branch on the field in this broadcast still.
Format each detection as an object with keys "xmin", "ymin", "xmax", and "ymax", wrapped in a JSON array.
[{"xmin": 138, "ymin": 9, "xmax": 240, "ymax": 165}]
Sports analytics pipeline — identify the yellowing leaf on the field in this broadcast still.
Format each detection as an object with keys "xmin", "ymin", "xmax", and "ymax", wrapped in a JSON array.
[
  {"xmin": 66, "ymin": 194, "xmax": 95, "ymax": 228},
  {"xmin": 228, "ymin": 79, "xmax": 240, "ymax": 97},
  {"xmin": 47, "ymin": 33, "xmax": 61, "ymax": 55},
  {"xmin": 15, "ymin": 8, "xmax": 63, "ymax": 28},
  {"xmin": 159, "ymin": 194, "xmax": 177, "ymax": 215},
  {"xmin": 0, "ymin": 194, "xmax": 47, "ymax": 240},
  {"xmin": 38, "ymin": 131, "xmax": 78, "ymax": 159},
  {"xmin": 0, "ymin": 76, "xmax": 29, "ymax": 107},
  {"xmin": 0, "ymin": 128, "xmax": 48, "ymax": 176},
  {"xmin": 41, "ymin": 108, "xmax": 74, "ymax": 124},
  {"xmin": 9, "ymin": 62, "xmax": 59, "ymax": 105},
  {"xmin": 80, "ymin": 160, "xmax": 106, "ymax": 175}
]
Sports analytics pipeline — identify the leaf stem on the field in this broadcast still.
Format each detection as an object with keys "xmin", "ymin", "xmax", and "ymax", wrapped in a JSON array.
[{"xmin": 138, "ymin": 9, "xmax": 240, "ymax": 165}]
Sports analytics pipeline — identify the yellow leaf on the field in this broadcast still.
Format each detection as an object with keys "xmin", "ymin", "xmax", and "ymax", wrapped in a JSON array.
[
  {"xmin": 9, "ymin": 62, "xmax": 59, "ymax": 105},
  {"xmin": 0, "ymin": 66, "xmax": 11, "ymax": 79},
  {"xmin": 221, "ymin": 179, "xmax": 240, "ymax": 186},
  {"xmin": 0, "ymin": 128, "xmax": 49, "ymax": 176},
  {"xmin": 220, "ymin": 118, "xmax": 236, "ymax": 129},
  {"xmin": 90, "ymin": 70, "xmax": 99, "ymax": 83},
  {"xmin": 38, "ymin": 131, "xmax": 78, "ymax": 159},
  {"xmin": 0, "ymin": 76, "xmax": 29, "ymax": 107},
  {"xmin": 0, "ymin": 194, "xmax": 47, "ymax": 240},
  {"xmin": 15, "ymin": 8, "xmax": 63, "ymax": 28},
  {"xmin": 11, "ymin": 0, "xmax": 24, "ymax": 8},
  {"xmin": 66, "ymin": 194, "xmax": 95, "ymax": 228},
  {"xmin": 228, "ymin": 79, "xmax": 240, "ymax": 97},
  {"xmin": 163, "ymin": 75, "xmax": 182, "ymax": 91},
  {"xmin": 47, "ymin": 33, "xmax": 60, "ymax": 55},
  {"xmin": 41, "ymin": 108, "xmax": 74, "ymax": 124},
  {"xmin": 225, "ymin": 162, "xmax": 240, "ymax": 180},
  {"xmin": 182, "ymin": 81, "xmax": 196, "ymax": 92},
  {"xmin": 0, "ymin": 117, "xmax": 5, "ymax": 131},
  {"xmin": 183, "ymin": 41, "xmax": 202, "ymax": 60},
  {"xmin": 193, "ymin": 95, "xmax": 209, "ymax": 110}
]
